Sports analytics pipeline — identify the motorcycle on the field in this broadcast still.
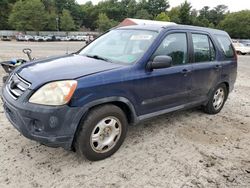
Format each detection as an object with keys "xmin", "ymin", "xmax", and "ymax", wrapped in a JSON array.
[{"xmin": 1, "ymin": 48, "xmax": 34, "ymax": 83}]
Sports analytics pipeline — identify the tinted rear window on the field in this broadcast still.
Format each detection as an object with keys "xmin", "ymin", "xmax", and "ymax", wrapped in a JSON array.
[
  {"xmin": 215, "ymin": 35, "xmax": 234, "ymax": 58},
  {"xmin": 192, "ymin": 34, "xmax": 216, "ymax": 62}
]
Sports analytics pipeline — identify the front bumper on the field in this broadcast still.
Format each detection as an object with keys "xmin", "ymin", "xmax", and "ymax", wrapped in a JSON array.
[{"xmin": 1, "ymin": 85, "xmax": 84, "ymax": 150}]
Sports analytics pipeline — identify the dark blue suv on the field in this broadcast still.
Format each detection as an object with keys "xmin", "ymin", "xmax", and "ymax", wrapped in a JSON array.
[{"xmin": 1, "ymin": 24, "xmax": 237, "ymax": 160}]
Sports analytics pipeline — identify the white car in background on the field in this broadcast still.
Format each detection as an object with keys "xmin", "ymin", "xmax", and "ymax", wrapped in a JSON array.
[
  {"xmin": 76, "ymin": 35, "xmax": 88, "ymax": 41},
  {"xmin": 61, "ymin": 36, "xmax": 71, "ymax": 41},
  {"xmin": 43, "ymin": 36, "xmax": 53, "ymax": 41},
  {"xmin": 233, "ymin": 42, "xmax": 250, "ymax": 55},
  {"xmin": 16, "ymin": 35, "xmax": 34, "ymax": 41},
  {"xmin": 34, "ymin": 36, "xmax": 44, "ymax": 42},
  {"xmin": 24, "ymin": 35, "xmax": 34, "ymax": 41}
]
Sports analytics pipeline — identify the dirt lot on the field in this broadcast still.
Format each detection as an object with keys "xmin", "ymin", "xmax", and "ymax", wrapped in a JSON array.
[{"xmin": 0, "ymin": 41, "xmax": 249, "ymax": 188}]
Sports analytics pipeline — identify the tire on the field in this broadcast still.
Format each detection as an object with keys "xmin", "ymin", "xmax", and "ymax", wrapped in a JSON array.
[
  {"xmin": 74, "ymin": 104, "xmax": 128, "ymax": 161},
  {"xmin": 203, "ymin": 83, "xmax": 228, "ymax": 114}
]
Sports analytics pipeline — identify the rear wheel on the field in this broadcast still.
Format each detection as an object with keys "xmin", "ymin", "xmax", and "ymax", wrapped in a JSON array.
[
  {"xmin": 203, "ymin": 84, "xmax": 228, "ymax": 114},
  {"xmin": 74, "ymin": 104, "xmax": 128, "ymax": 161}
]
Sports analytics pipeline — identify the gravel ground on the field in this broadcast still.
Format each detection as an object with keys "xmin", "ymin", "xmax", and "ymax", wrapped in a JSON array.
[{"xmin": 0, "ymin": 41, "xmax": 249, "ymax": 188}]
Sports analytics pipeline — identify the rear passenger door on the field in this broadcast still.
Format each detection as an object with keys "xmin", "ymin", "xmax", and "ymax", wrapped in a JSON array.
[{"xmin": 189, "ymin": 33, "xmax": 221, "ymax": 101}]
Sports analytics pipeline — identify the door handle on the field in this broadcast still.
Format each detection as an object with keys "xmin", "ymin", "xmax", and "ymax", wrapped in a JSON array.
[
  {"xmin": 181, "ymin": 69, "xmax": 191, "ymax": 76},
  {"xmin": 214, "ymin": 64, "xmax": 222, "ymax": 70}
]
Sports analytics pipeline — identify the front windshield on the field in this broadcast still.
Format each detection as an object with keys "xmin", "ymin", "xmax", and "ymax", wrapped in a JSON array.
[{"xmin": 79, "ymin": 29, "xmax": 158, "ymax": 64}]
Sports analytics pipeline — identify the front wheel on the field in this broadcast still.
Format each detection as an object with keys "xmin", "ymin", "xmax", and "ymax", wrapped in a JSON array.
[
  {"xmin": 203, "ymin": 84, "xmax": 228, "ymax": 114},
  {"xmin": 74, "ymin": 104, "xmax": 128, "ymax": 161}
]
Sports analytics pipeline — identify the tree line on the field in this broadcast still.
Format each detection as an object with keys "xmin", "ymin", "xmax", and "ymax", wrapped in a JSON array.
[{"xmin": 0, "ymin": 0, "xmax": 250, "ymax": 38}]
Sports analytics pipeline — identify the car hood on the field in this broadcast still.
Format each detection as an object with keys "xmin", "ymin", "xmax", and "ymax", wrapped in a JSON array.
[{"xmin": 16, "ymin": 54, "xmax": 123, "ymax": 89}]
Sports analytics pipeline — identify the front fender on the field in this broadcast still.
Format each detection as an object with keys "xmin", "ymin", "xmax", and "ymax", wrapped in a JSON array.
[{"xmin": 79, "ymin": 96, "xmax": 138, "ymax": 123}]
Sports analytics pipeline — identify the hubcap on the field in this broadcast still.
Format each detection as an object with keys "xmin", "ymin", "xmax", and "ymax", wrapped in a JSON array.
[
  {"xmin": 90, "ymin": 116, "xmax": 122, "ymax": 153},
  {"xmin": 213, "ymin": 87, "xmax": 225, "ymax": 110}
]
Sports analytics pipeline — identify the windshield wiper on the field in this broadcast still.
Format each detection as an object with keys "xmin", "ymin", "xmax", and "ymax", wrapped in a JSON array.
[{"xmin": 86, "ymin": 54, "xmax": 110, "ymax": 62}]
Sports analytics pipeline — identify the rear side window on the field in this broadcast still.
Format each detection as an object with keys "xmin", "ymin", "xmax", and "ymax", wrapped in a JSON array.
[
  {"xmin": 151, "ymin": 33, "xmax": 188, "ymax": 65},
  {"xmin": 215, "ymin": 35, "xmax": 234, "ymax": 58},
  {"xmin": 192, "ymin": 34, "xmax": 216, "ymax": 62}
]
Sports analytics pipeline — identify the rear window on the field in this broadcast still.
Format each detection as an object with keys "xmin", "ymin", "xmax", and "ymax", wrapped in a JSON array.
[
  {"xmin": 192, "ymin": 34, "xmax": 216, "ymax": 62},
  {"xmin": 215, "ymin": 35, "xmax": 234, "ymax": 58}
]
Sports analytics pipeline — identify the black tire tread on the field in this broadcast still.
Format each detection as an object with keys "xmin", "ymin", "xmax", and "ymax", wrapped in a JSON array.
[
  {"xmin": 203, "ymin": 83, "xmax": 228, "ymax": 114},
  {"xmin": 74, "ymin": 104, "xmax": 128, "ymax": 161}
]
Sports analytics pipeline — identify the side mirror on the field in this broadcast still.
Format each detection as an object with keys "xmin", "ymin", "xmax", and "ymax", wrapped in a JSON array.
[{"xmin": 148, "ymin": 55, "xmax": 172, "ymax": 70}]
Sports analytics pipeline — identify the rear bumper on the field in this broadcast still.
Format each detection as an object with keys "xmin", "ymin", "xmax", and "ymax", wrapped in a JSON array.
[{"xmin": 1, "ymin": 85, "xmax": 85, "ymax": 150}]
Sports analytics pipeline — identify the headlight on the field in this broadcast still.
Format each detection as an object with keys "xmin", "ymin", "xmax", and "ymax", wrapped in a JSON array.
[{"xmin": 29, "ymin": 80, "xmax": 77, "ymax": 105}]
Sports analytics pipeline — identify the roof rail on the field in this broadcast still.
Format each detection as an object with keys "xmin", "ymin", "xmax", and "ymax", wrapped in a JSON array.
[{"xmin": 118, "ymin": 18, "xmax": 176, "ymax": 27}]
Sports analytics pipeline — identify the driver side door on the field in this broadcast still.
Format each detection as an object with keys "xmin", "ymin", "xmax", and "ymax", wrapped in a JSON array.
[{"xmin": 135, "ymin": 32, "xmax": 193, "ymax": 116}]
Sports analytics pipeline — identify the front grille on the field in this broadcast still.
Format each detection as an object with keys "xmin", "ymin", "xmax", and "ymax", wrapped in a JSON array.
[{"xmin": 6, "ymin": 74, "xmax": 31, "ymax": 99}]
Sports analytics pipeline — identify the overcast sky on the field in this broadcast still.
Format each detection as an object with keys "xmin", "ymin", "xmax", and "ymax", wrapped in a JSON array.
[{"xmin": 76, "ymin": 0, "xmax": 250, "ymax": 12}]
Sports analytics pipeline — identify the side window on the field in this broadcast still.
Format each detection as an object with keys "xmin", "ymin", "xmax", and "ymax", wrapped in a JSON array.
[
  {"xmin": 192, "ymin": 34, "xmax": 216, "ymax": 63},
  {"xmin": 215, "ymin": 35, "xmax": 234, "ymax": 58},
  {"xmin": 152, "ymin": 33, "xmax": 188, "ymax": 65}
]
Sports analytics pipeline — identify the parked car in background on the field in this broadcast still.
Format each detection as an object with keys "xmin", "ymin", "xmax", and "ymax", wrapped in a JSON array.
[
  {"xmin": 16, "ymin": 35, "xmax": 34, "ymax": 41},
  {"xmin": 61, "ymin": 36, "xmax": 71, "ymax": 41},
  {"xmin": 16, "ymin": 35, "xmax": 26, "ymax": 41},
  {"xmin": 43, "ymin": 35, "xmax": 53, "ymax": 41},
  {"xmin": 72, "ymin": 36, "xmax": 77, "ymax": 41},
  {"xmin": 85, "ymin": 35, "xmax": 95, "ymax": 44},
  {"xmin": 34, "ymin": 36, "xmax": 44, "ymax": 42},
  {"xmin": 239, "ymin": 40, "xmax": 250, "ymax": 47},
  {"xmin": 15, "ymin": 34, "xmax": 92, "ymax": 42},
  {"xmin": 76, "ymin": 35, "xmax": 88, "ymax": 41},
  {"xmin": 243, "ymin": 43, "xmax": 250, "ymax": 47},
  {"xmin": 233, "ymin": 42, "xmax": 250, "ymax": 55},
  {"xmin": 24, "ymin": 35, "xmax": 34, "ymax": 41},
  {"xmin": 1, "ymin": 36, "xmax": 11, "ymax": 41},
  {"xmin": 54, "ymin": 36, "xmax": 63, "ymax": 41}
]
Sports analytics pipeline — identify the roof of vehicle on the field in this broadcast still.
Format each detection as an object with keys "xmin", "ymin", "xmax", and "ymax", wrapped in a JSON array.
[
  {"xmin": 116, "ymin": 23, "xmax": 228, "ymax": 35},
  {"xmin": 118, "ymin": 18, "xmax": 177, "ymax": 27}
]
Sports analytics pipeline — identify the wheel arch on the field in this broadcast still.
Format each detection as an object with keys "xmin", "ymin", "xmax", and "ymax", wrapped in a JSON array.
[
  {"xmin": 206, "ymin": 81, "xmax": 230, "ymax": 104},
  {"xmin": 83, "ymin": 97, "xmax": 138, "ymax": 124},
  {"xmin": 222, "ymin": 81, "xmax": 229, "ymax": 94},
  {"xmin": 216, "ymin": 82, "xmax": 230, "ymax": 101},
  {"xmin": 71, "ymin": 97, "xmax": 138, "ymax": 150}
]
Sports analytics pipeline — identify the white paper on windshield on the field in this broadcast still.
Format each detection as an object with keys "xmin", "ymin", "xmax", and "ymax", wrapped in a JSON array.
[{"xmin": 130, "ymin": 35, "xmax": 152, "ymax": 40}]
